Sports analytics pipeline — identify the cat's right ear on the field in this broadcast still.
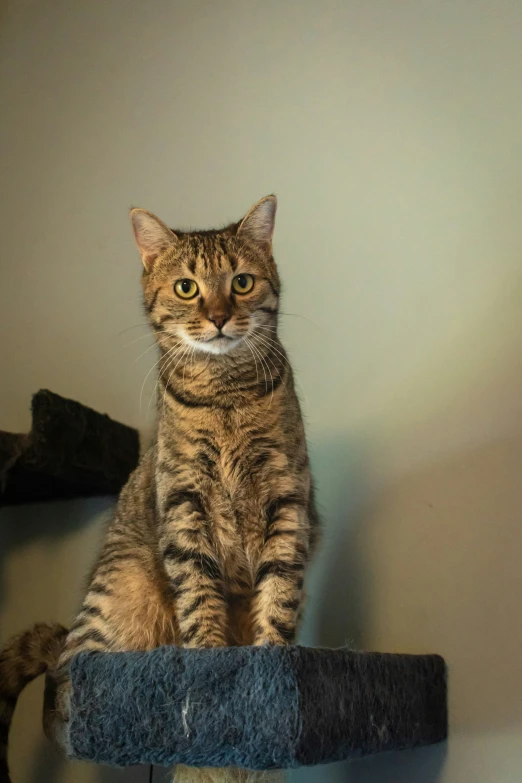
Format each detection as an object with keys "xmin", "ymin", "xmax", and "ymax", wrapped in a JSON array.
[{"xmin": 130, "ymin": 208, "xmax": 178, "ymax": 271}]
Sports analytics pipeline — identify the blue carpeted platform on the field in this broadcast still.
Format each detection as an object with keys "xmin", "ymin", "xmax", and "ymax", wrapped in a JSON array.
[{"xmin": 66, "ymin": 645, "xmax": 447, "ymax": 770}]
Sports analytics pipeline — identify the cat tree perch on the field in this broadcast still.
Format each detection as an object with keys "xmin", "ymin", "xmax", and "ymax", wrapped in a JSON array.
[
  {"xmin": 0, "ymin": 390, "xmax": 139, "ymax": 505},
  {"xmin": 64, "ymin": 645, "xmax": 447, "ymax": 769}
]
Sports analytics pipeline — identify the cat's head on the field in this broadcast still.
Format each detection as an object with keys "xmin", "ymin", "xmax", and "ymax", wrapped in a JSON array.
[{"xmin": 130, "ymin": 196, "xmax": 279, "ymax": 356}]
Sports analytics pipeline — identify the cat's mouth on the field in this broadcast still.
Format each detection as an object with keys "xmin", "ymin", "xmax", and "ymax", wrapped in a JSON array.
[{"xmin": 208, "ymin": 333, "xmax": 233, "ymax": 343}]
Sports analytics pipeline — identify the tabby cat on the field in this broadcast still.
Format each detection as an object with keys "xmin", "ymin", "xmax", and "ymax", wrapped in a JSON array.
[{"xmin": 0, "ymin": 195, "xmax": 319, "ymax": 783}]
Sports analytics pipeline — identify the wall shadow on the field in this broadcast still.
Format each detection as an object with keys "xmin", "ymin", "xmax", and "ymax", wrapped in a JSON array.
[
  {"xmin": 26, "ymin": 729, "xmax": 147, "ymax": 783},
  {"xmin": 299, "ymin": 436, "xmax": 374, "ymax": 650},
  {"xmin": 289, "ymin": 435, "xmax": 448, "ymax": 783},
  {"xmin": 294, "ymin": 744, "xmax": 447, "ymax": 783},
  {"xmin": 0, "ymin": 496, "xmax": 114, "ymax": 617}
]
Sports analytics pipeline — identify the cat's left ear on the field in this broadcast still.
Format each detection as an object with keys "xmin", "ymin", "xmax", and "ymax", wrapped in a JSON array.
[
  {"xmin": 130, "ymin": 208, "xmax": 178, "ymax": 271},
  {"xmin": 237, "ymin": 195, "xmax": 277, "ymax": 249}
]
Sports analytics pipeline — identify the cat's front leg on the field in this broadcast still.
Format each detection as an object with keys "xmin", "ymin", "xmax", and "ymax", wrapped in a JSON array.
[
  {"xmin": 160, "ymin": 489, "xmax": 228, "ymax": 647},
  {"xmin": 252, "ymin": 497, "xmax": 309, "ymax": 645}
]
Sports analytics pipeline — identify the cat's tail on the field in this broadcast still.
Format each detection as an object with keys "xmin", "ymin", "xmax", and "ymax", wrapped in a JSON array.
[
  {"xmin": 0, "ymin": 622, "xmax": 68, "ymax": 783},
  {"xmin": 173, "ymin": 766, "xmax": 284, "ymax": 783}
]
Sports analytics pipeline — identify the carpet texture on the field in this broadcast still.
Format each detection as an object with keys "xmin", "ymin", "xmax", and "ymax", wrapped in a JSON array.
[{"xmin": 67, "ymin": 645, "xmax": 447, "ymax": 770}]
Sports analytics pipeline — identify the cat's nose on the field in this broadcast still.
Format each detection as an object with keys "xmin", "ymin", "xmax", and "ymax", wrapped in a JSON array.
[{"xmin": 208, "ymin": 313, "xmax": 229, "ymax": 331}]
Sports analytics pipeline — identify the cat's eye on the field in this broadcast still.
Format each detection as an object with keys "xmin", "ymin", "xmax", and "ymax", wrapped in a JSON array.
[
  {"xmin": 232, "ymin": 274, "xmax": 254, "ymax": 294},
  {"xmin": 174, "ymin": 279, "xmax": 199, "ymax": 300}
]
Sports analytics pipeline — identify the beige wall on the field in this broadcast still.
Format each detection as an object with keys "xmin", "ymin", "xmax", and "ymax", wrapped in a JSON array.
[{"xmin": 1, "ymin": 1, "xmax": 521, "ymax": 781}]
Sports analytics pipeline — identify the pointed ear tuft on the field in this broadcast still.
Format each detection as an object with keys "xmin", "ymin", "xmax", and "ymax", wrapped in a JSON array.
[
  {"xmin": 130, "ymin": 208, "xmax": 177, "ymax": 271},
  {"xmin": 237, "ymin": 195, "xmax": 277, "ymax": 249}
]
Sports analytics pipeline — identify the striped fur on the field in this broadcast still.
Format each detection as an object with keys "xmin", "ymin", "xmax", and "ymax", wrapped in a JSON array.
[{"xmin": 0, "ymin": 196, "xmax": 319, "ymax": 783}]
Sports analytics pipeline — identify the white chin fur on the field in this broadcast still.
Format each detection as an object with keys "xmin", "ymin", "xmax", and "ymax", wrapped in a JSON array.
[{"xmin": 188, "ymin": 336, "xmax": 242, "ymax": 355}]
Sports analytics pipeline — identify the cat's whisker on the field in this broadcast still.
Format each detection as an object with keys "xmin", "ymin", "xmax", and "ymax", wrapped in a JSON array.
[
  {"xmin": 158, "ymin": 342, "xmax": 186, "ymax": 380},
  {"xmin": 252, "ymin": 336, "xmax": 288, "ymax": 394},
  {"xmin": 158, "ymin": 341, "xmax": 189, "ymax": 387},
  {"xmin": 246, "ymin": 337, "xmax": 272, "ymax": 405},
  {"xmin": 116, "ymin": 322, "xmax": 152, "ymax": 337},
  {"xmin": 250, "ymin": 331, "xmax": 283, "ymax": 364},
  {"xmin": 158, "ymin": 348, "xmax": 186, "ymax": 413},
  {"xmin": 251, "ymin": 325, "xmax": 286, "ymax": 343},
  {"xmin": 263, "ymin": 356, "xmax": 276, "ymax": 409},
  {"xmin": 166, "ymin": 340, "xmax": 192, "ymax": 385},
  {"xmin": 105, "ymin": 331, "xmax": 156, "ymax": 359},
  {"xmin": 140, "ymin": 341, "xmax": 183, "ymax": 417},
  {"xmin": 256, "ymin": 332, "xmax": 310, "ymax": 406},
  {"xmin": 246, "ymin": 336, "xmax": 268, "ymax": 395},
  {"xmin": 251, "ymin": 332, "xmax": 289, "ymax": 366},
  {"xmin": 134, "ymin": 340, "xmax": 160, "ymax": 364},
  {"xmin": 139, "ymin": 350, "xmax": 173, "ymax": 417},
  {"xmin": 279, "ymin": 311, "xmax": 323, "ymax": 332},
  {"xmin": 253, "ymin": 327, "xmax": 279, "ymax": 337},
  {"xmin": 121, "ymin": 331, "xmax": 155, "ymax": 346},
  {"xmin": 191, "ymin": 344, "xmax": 213, "ymax": 380},
  {"xmin": 243, "ymin": 337, "xmax": 260, "ymax": 386},
  {"xmin": 183, "ymin": 345, "xmax": 197, "ymax": 393},
  {"xmin": 251, "ymin": 334, "xmax": 288, "ymax": 398},
  {"xmin": 252, "ymin": 328, "xmax": 280, "ymax": 340},
  {"xmin": 252, "ymin": 328, "xmax": 283, "ymax": 343},
  {"xmin": 148, "ymin": 348, "xmax": 182, "ymax": 415},
  {"xmin": 147, "ymin": 340, "xmax": 186, "ymax": 415},
  {"xmin": 162, "ymin": 342, "xmax": 193, "ymax": 411}
]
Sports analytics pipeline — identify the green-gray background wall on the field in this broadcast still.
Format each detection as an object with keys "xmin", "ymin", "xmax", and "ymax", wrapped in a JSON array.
[{"xmin": 1, "ymin": 2, "xmax": 521, "ymax": 781}]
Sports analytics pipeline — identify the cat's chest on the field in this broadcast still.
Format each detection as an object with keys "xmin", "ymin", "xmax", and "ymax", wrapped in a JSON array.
[
  {"xmin": 205, "ymin": 422, "xmax": 287, "ymax": 562},
  {"xmin": 213, "ymin": 422, "xmax": 287, "ymax": 494},
  {"xmin": 161, "ymin": 410, "xmax": 289, "ymax": 556}
]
